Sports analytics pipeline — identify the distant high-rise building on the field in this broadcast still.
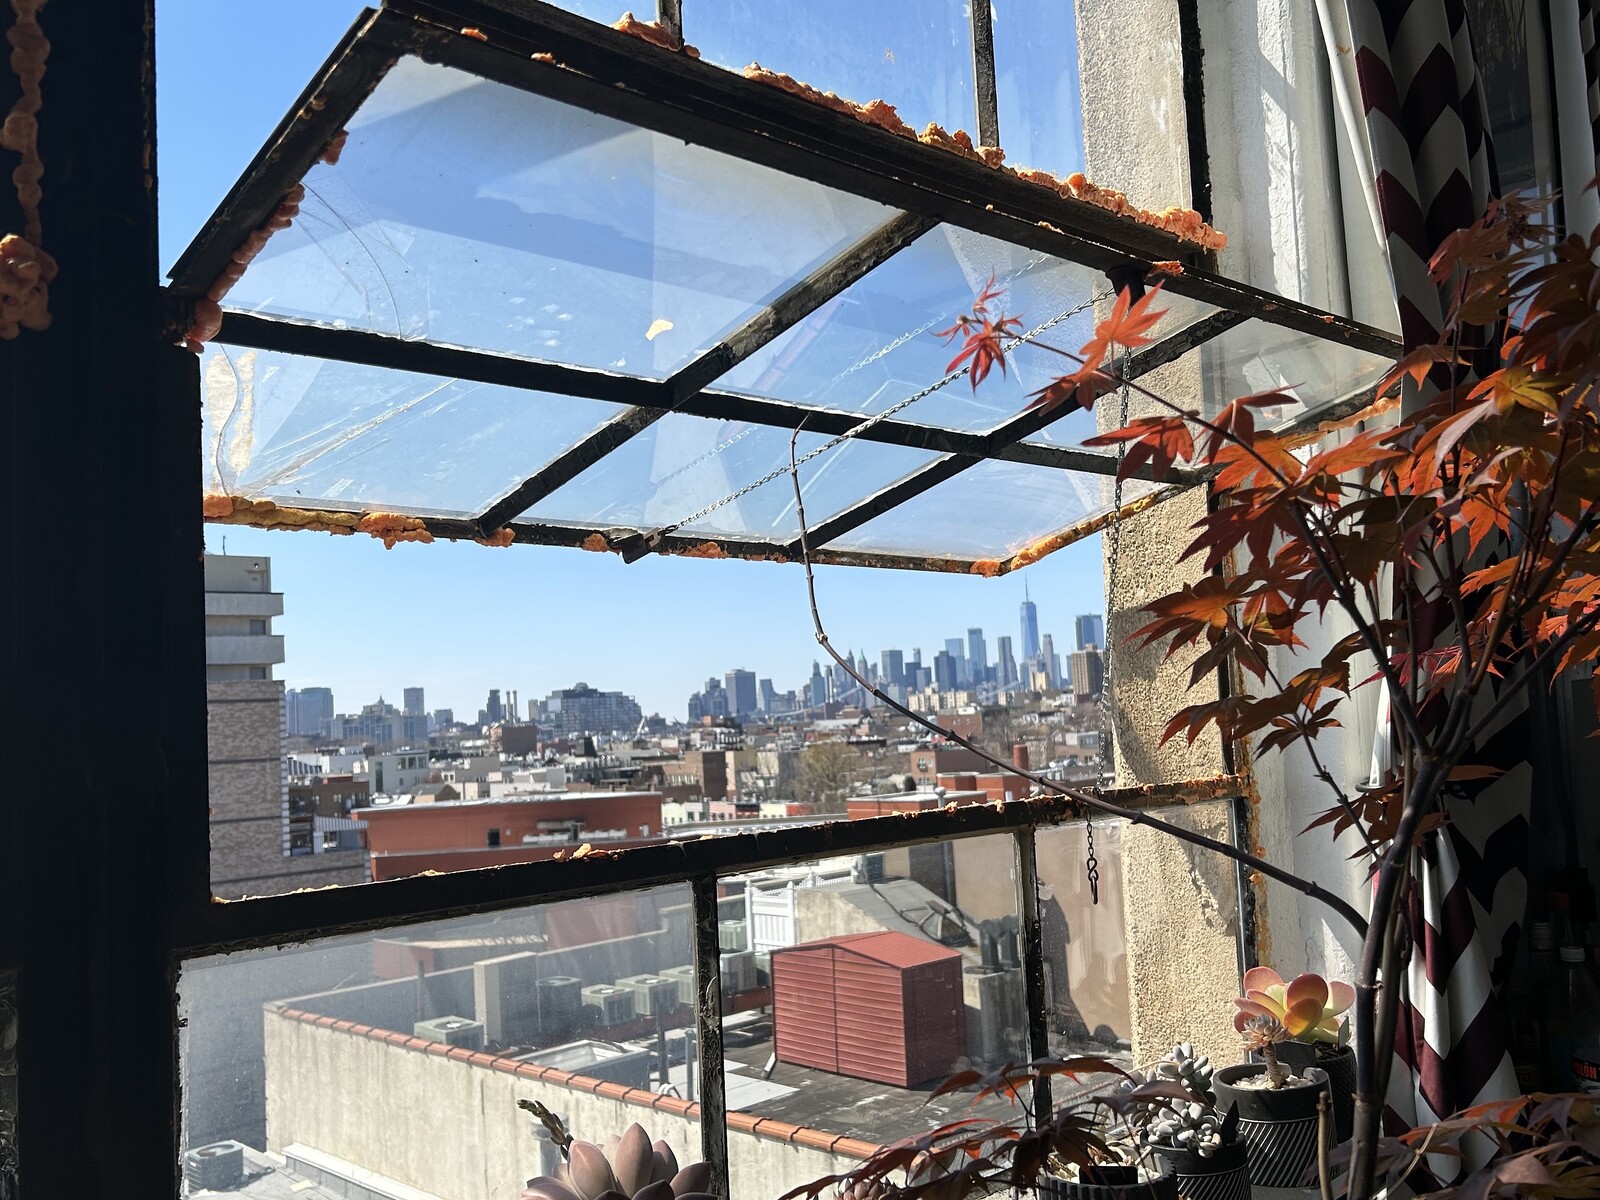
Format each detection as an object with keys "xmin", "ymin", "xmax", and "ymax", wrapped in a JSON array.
[
  {"xmin": 808, "ymin": 661, "xmax": 828, "ymax": 709},
  {"xmin": 543, "ymin": 682, "xmax": 644, "ymax": 736},
  {"xmin": 1042, "ymin": 634, "xmax": 1062, "ymax": 690},
  {"xmin": 880, "ymin": 649, "xmax": 905, "ymax": 687},
  {"xmin": 1020, "ymin": 582, "xmax": 1041, "ymax": 662},
  {"xmin": 286, "ymin": 686, "xmax": 333, "ymax": 737},
  {"xmin": 401, "ymin": 687, "xmax": 428, "ymax": 743},
  {"xmin": 724, "ymin": 669, "xmax": 758, "ymax": 719},
  {"xmin": 203, "ymin": 553, "xmax": 365, "ymax": 899},
  {"xmin": 485, "ymin": 688, "xmax": 504, "ymax": 725},
  {"xmin": 1069, "ymin": 648, "xmax": 1105, "ymax": 703},
  {"xmin": 757, "ymin": 678, "xmax": 776, "ymax": 713},
  {"xmin": 996, "ymin": 637, "xmax": 1018, "ymax": 688},
  {"xmin": 1075, "ymin": 614, "xmax": 1105, "ymax": 652},
  {"xmin": 432, "ymin": 708, "xmax": 454, "ymax": 728},
  {"xmin": 967, "ymin": 627, "xmax": 987, "ymax": 683},
  {"xmin": 944, "ymin": 638, "xmax": 969, "ymax": 686},
  {"xmin": 402, "ymin": 686, "xmax": 425, "ymax": 716},
  {"xmin": 933, "ymin": 649, "xmax": 959, "ymax": 692}
]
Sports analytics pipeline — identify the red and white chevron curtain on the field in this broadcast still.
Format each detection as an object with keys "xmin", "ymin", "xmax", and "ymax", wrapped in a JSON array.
[{"xmin": 1341, "ymin": 0, "xmax": 1530, "ymax": 1150}]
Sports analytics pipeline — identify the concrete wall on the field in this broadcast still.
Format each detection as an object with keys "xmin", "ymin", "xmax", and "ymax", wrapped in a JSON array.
[{"xmin": 264, "ymin": 1012, "xmax": 861, "ymax": 1200}]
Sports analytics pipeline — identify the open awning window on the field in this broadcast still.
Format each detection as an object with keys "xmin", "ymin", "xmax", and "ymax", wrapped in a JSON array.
[{"xmin": 174, "ymin": 0, "xmax": 1399, "ymax": 575}]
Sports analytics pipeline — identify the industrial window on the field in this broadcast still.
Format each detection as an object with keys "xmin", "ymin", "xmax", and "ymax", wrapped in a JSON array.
[{"xmin": 0, "ymin": 1, "xmax": 1404, "ymax": 1197}]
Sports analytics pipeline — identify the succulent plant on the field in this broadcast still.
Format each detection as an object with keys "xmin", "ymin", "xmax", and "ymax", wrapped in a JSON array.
[
  {"xmin": 1117, "ymin": 1043, "xmax": 1230, "ymax": 1158},
  {"xmin": 523, "ymin": 1122, "xmax": 714, "ymax": 1200},
  {"xmin": 1238, "ymin": 1011, "xmax": 1292, "ymax": 1089},
  {"xmin": 1232, "ymin": 967, "xmax": 1354, "ymax": 1046}
]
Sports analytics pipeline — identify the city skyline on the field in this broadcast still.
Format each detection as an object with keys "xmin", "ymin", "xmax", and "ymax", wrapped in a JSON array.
[{"xmin": 229, "ymin": 520, "xmax": 1104, "ymax": 720}]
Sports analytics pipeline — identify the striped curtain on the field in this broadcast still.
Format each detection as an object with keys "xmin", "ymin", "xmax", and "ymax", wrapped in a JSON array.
[{"xmin": 1341, "ymin": 0, "xmax": 1530, "ymax": 1151}]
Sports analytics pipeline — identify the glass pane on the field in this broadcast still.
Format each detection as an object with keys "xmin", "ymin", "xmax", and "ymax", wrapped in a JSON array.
[
  {"xmin": 1195, "ymin": 319, "xmax": 1394, "ymax": 429},
  {"xmin": 521, "ymin": 414, "xmax": 937, "ymax": 541},
  {"xmin": 716, "ymin": 225, "xmax": 1114, "ymax": 438},
  {"xmin": 200, "ymin": 343, "xmax": 625, "ymax": 518},
  {"xmin": 826, "ymin": 459, "xmax": 1155, "ymax": 562},
  {"xmin": 718, "ymin": 835, "xmax": 1031, "ymax": 1200},
  {"xmin": 1033, "ymin": 821, "xmax": 1133, "ymax": 1058},
  {"xmin": 222, "ymin": 56, "xmax": 895, "ymax": 377},
  {"xmin": 689, "ymin": 1, "xmax": 976, "ymax": 141},
  {"xmin": 994, "ymin": 0, "xmax": 1086, "ymax": 177},
  {"xmin": 0, "ymin": 969, "xmax": 13, "ymax": 1200},
  {"xmin": 179, "ymin": 888, "xmax": 701, "ymax": 1198}
]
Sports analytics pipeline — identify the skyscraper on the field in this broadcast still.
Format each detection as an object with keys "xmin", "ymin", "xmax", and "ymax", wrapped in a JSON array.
[
  {"xmin": 996, "ymin": 637, "xmax": 1018, "ymax": 688},
  {"xmin": 401, "ymin": 687, "xmax": 427, "ymax": 744},
  {"xmin": 944, "ymin": 637, "xmax": 969, "ymax": 686},
  {"xmin": 808, "ymin": 661, "xmax": 828, "ymax": 709},
  {"xmin": 880, "ymin": 649, "xmax": 905, "ymax": 687},
  {"xmin": 485, "ymin": 688, "xmax": 504, "ymax": 724},
  {"xmin": 967, "ymin": 627, "xmax": 987, "ymax": 684},
  {"xmin": 725, "ymin": 668, "xmax": 758, "ymax": 719},
  {"xmin": 933, "ymin": 650, "xmax": 959, "ymax": 692},
  {"xmin": 1042, "ymin": 633, "xmax": 1062, "ymax": 689},
  {"xmin": 285, "ymin": 686, "xmax": 333, "ymax": 737},
  {"xmin": 1075, "ymin": 614, "xmax": 1105, "ymax": 651},
  {"xmin": 1020, "ymin": 581, "xmax": 1041, "ymax": 663},
  {"xmin": 403, "ymin": 687, "xmax": 425, "ymax": 715},
  {"xmin": 1070, "ymin": 648, "xmax": 1106, "ymax": 703},
  {"xmin": 757, "ymin": 678, "xmax": 777, "ymax": 713}
]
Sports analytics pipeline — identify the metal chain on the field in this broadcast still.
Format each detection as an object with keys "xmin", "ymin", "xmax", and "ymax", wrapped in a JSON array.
[
  {"xmin": 1085, "ymin": 350, "xmax": 1133, "ymax": 906},
  {"xmin": 650, "ymin": 291, "xmax": 1110, "ymax": 538}
]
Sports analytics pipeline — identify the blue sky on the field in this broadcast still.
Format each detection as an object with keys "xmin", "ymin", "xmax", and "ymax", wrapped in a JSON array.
[{"xmin": 160, "ymin": 1, "xmax": 1102, "ymax": 719}]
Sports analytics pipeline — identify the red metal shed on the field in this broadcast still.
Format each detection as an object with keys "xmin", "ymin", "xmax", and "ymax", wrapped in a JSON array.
[{"xmin": 771, "ymin": 931, "xmax": 967, "ymax": 1087}]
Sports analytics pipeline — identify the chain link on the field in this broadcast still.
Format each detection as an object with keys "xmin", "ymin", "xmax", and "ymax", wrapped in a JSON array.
[
  {"xmin": 1085, "ymin": 350, "xmax": 1133, "ymax": 906},
  {"xmin": 650, "ymin": 291, "xmax": 1110, "ymax": 538}
]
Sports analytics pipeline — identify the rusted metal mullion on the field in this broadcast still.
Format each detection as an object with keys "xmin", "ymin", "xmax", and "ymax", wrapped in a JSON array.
[
  {"xmin": 690, "ymin": 873, "xmax": 731, "ymax": 1193},
  {"xmin": 969, "ymin": 0, "xmax": 1000, "ymax": 148},
  {"xmin": 172, "ymin": 779, "xmax": 1243, "ymax": 956},
  {"xmin": 1015, "ymin": 827, "xmax": 1052, "ymax": 1126},
  {"xmin": 655, "ymin": 0, "xmax": 682, "ymax": 46}
]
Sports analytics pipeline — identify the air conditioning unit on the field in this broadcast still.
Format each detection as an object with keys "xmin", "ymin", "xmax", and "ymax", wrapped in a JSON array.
[
  {"xmin": 718, "ymin": 919, "xmax": 748, "ymax": 951},
  {"xmin": 581, "ymin": 984, "xmax": 636, "ymax": 1027},
  {"xmin": 852, "ymin": 853, "xmax": 886, "ymax": 883},
  {"xmin": 615, "ymin": 974, "xmax": 680, "ymax": 1017},
  {"xmin": 661, "ymin": 964, "xmax": 698, "ymax": 1007},
  {"xmin": 184, "ymin": 1140, "xmax": 247, "ymax": 1192},
  {"xmin": 720, "ymin": 950, "xmax": 756, "ymax": 994},
  {"xmin": 413, "ymin": 1015, "xmax": 486, "ymax": 1050},
  {"xmin": 536, "ymin": 975, "xmax": 582, "ymax": 1039}
]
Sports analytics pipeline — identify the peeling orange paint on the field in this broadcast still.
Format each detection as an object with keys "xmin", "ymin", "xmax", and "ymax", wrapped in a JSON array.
[
  {"xmin": 612, "ymin": 12, "xmax": 699, "ymax": 57},
  {"xmin": 580, "ymin": 533, "xmax": 612, "ymax": 553},
  {"xmin": 0, "ymin": 0, "xmax": 53, "ymax": 338},
  {"xmin": 474, "ymin": 527, "xmax": 515, "ymax": 548},
  {"xmin": 969, "ymin": 559, "xmax": 1002, "ymax": 578}
]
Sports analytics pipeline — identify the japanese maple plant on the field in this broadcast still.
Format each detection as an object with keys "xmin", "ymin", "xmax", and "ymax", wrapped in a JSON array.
[{"xmin": 933, "ymin": 192, "xmax": 1600, "ymax": 1198}]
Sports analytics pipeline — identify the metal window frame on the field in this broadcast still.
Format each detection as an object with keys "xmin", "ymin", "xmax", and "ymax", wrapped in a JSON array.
[{"xmin": 167, "ymin": 0, "xmax": 1399, "ymax": 571}]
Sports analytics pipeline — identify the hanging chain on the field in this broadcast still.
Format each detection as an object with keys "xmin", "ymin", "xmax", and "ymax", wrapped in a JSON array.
[
  {"xmin": 1084, "ymin": 350, "xmax": 1132, "ymax": 905},
  {"xmin": 647, "ymin": 291, "xmax": 1109, "ymax": 538}
]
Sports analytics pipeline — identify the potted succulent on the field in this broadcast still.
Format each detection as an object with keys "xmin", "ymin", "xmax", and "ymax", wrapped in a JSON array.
[
  {"xmin": 1123, "ymin": 1044, "xmax": 1250, "ymax": 1200},
  {"xmin": 518, "ymin": 1106, "xmax": 714, "ymax": 1200},
  {"xmin": 1233, "ymin": 968, "xmax": 1356, "ymax": 1141},
  {"xmin": 1214, "ymin": 1009, "xmax": 1332, "ymax": 1189}
]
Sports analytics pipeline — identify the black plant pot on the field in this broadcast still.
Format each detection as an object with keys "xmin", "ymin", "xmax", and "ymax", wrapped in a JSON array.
[
  {"xmin": 1038, "ymin": 1159, "xmax": 1179, "ymax": 1200},
  {"xmin": 1272, "ymin": 1042, "xmax": 1355, "ymax": 1143},
  {"xmin": 1151, "ymin": 1139, "xmax": 1251, "ymax": 1200},
  {"xmin": 1212, "ymin": 1063, "xmax": 1329, "ymax": 1189}
]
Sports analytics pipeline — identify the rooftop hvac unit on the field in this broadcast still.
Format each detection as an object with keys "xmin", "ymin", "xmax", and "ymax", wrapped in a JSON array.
[
  {"xmin": 184, "ymin": 1140, "xmax": 247, "ymax": 1192},
  {"xmin": 718, "ymin": 919, "xmax": 748, "ymax": 951},
  {"xmin": 720, "ymin": 950, "xmax": 757, "ymax": 995},
  {"xmin": 536, "ymin": 975, "xmax": 583, "ymax": 1039},
  {"xmin": 413, "ymin": 1015, "xmax": 486, "ymax": 1050},
  {"xmin": 581, "ymin": 984, "xmax": 636, "ymax": 1027},
  {"xmin": 662, "ymin": 964, "xmax": 698, "ymax": 1007},
  {"xmin": 615, "ymin": 974, "xmax": 680, "ymax": 1017}
]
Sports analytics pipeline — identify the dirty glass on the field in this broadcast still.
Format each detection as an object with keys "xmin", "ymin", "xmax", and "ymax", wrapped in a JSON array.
[
  {"xmin": 1194, "ymin": 318, "xmax": 1393, "ymax": 428},
  {"xmin": 688, "ymin": 1, "xmax": 977, "ymax": 141},
  {"xmin": 993, "ymin": 0, "xmax": 1087, "ymax": 177},
  {"xmin": 1032, "ymin": 820, "xmax": 1132, "ymax": 1058},
  {"xmin": 521, "ymin": 414, "xmax": 937, "ymax": 542},
  {"xmin": 717, "ymin": 834, "xmax": 1031, "ymax": 1200},
  {"xmin": 825, "ymin": 458, "xmax": 1156, "ymax": 562},
  {"xmin": 200, "ymin": 343, "xmax": 626, "ymax": 518},
  {"xmin": 178, "ymin": 888, "xmax": 700, "ymax": 1199},
  {"xmin": 219, "ymin": 55, "xmax": 896, "ymax": 378}
]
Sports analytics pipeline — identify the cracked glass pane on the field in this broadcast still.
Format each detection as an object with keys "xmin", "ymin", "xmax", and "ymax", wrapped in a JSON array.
[
  {"xmin": 199, "ymin": 343, "xmax": 626, "ymax": 518},
  {"xmin": 824, "ymin": 459, "xmax": 1157, "ymax": 563},
  {"xmin": 219, "ymin": 56, "xmax": 896, "ymax": 378},
  {"xmin": 521, "ymin": 413, "xmax": 937, "ymax": 542}
]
